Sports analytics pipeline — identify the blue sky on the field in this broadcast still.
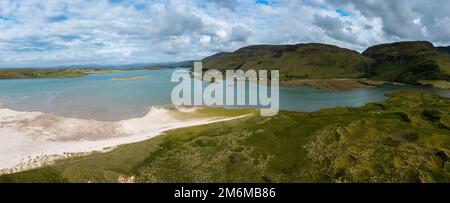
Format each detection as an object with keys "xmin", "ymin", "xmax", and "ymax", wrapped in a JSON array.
[{"xmin": 0, "ymin": 0, "xmax": 450, "ymax": 68}]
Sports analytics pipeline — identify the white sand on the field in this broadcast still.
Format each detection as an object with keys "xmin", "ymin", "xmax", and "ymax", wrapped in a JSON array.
[{"xmin": 0, "ymin": 105, "xmax": 248, "ymax": 174}]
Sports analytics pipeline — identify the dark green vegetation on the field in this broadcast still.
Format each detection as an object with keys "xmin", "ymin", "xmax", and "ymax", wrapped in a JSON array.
[
  {"xmin": 203, "ymin": 43, "xmax": 373, "ymax": 80},
  {"xmin": 363, "ymin": 41, "xmax": 450, "ymax": 84},
  {"xmin": 202, "ymin": 41, "xmax": 450, "ymax": 85},
  {"xmin": 0, "ymin": 69, "xmax": 88, "ymax": 79},
  {"xmin": 1, "ymin": 92, "xmax": 448, "ymax": 183}
]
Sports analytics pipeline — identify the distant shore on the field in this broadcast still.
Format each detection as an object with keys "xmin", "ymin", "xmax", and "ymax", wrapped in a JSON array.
[
  {"xmin": 1, "ymin": 68, "xmax": 448, "ymax": 90},
  {"xmin": 280, "ymin": 79, "xmax": 407, "ymax": 91},
  {"xmin": 0, "ymin": 66, "xmax": 173, "ymax": 80},
  {"xmin": 196, "ymin": 72, "xmax": 408, "ymax": 91},
  {"xmin": 197, "ymin": 72, "xmax": 449, "ymax": 91}
]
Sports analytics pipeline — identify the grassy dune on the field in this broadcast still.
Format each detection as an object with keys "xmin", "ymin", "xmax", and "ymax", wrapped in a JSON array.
[{"xmin": 0, "ymin": 92, "xmax": 449, "ymax": 183}]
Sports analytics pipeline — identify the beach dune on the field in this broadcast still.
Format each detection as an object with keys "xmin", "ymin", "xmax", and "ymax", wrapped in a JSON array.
[{"xmin": 0, "ymin": 105, "xmax": 248, "ymax": 174}]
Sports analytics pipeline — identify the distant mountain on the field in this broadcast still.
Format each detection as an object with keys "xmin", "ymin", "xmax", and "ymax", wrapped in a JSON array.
[
  {"xmin": 203, "ymin": 43, "xmax": 373, "ymax": 80},
  {"xmin": 363, "ymin": 41, "xmax": 450, "ymax": 84},
  {"xmin": 202, "ymin": 41, "xmax": 450, "ymax": 84}
]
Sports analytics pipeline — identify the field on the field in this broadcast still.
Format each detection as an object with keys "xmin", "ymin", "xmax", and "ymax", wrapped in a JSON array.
[
  {"xmin": 418, "ymin": 80, "xmax": 450, "ymax": 89},
  {"xmin": 0, "ymin": 92, "xmax": 448, "ymax": 183},
  {"xmin": 0, "ymin": 68, "xmax": 131, "ymax": 79},
  {"xmin": 0, "ymin": 69, "xmax": 88, "ymax": 79}
]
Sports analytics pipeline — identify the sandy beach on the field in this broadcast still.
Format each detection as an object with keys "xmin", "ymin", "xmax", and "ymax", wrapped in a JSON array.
[{"xmin": 0, "ymin": 105, "xmax": 248, "ymax": 174}]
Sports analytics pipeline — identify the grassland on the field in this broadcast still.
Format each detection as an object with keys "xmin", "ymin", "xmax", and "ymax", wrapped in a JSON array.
[
  {"xmin": 202, "ymin": 41, "xmax": 450, "ymax": 86},
  {"xmin": 0, "ymin": 66, "xmax": 179, "ymax": 79},
  {"xmin": 418, "ymin": 80, "xmax": 450, "ymax": 89},
  {"xmin": 0, "ymin": 92, "xmax": 448, "ymax": 183},
  {"xmin": 0, "ymin": 68, "xmax": 130, "ymax": 79},
  {"xmin": 0, "ymin": 69, "xmax": 89, "ymax": 79}
]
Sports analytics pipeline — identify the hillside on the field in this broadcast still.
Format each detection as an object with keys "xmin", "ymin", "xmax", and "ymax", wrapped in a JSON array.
[
  {"xmin": 202, "ymin": 41, "xmax": 450, "ymax": 85},
  {"xmin": 202, "ymin": 43, "xmax": 373, "ymax": 80},
  {"xmin": 436, "ymin": 46, "xmax": 450, "ymax": 75},
  {"xmin": 437, "ymin": 46, "xmax": 450, "ymax": 55},
  {"xmin": 363, "ymin": 41, "xmax": 450, "ymax": 84},
  {"xmin": 1, "ymin": 92, "xmax": 449, "ymax": 183},
  {"xmin": 0, "ymin": 69, "xmax": 88, "ymax": 79}
]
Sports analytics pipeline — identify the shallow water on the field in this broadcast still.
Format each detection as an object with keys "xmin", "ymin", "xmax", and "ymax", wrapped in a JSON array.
[{"xmin": 0, "ymin": 69, "xmax": 448, "ymax": 121}]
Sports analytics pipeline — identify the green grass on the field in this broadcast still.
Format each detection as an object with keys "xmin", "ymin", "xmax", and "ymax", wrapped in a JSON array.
[
  {"xmin": 0, "ymin": 69, "xmax": 88, "ymax": 79},
  {"xmin": 418, "ymin": 80, "xmax": 450, "ymax": 89},
  {"xmin": 203, "ymin": 43, "xmax": 373, "ymax": 80},
  {"xmin": 202, "ymin": 41, "xmax": 450, "ymax": 85},
  {"xmin": 1, "ymin": 92, "xmax": 449, "ymax": 183}
]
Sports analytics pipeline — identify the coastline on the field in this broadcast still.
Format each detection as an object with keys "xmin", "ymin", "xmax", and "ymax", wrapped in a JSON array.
[
  {"xmin": 0, "ymin": 105, "xmax": 251, "ymax": 174},
  {"xmin": 1, "ymin": 91, "xmax": 448, "ymax": 183},
  {"xmin": 2, "ymin": 68, "xmax": 446, "ymax": 91},
  {"xmin": 198, "ymin": 74, "xmax": 406, "ymax": 91},
  {"xmin": 0, "ymin": 67, "xmax": 171, "ymax": 80},
  {"xmin": 189, "ymin": 69, "xmax": 416, "ymax": 91},
  {"xmin": 279, "ymin": 78, "xmax": 376, "ymax": 90}
]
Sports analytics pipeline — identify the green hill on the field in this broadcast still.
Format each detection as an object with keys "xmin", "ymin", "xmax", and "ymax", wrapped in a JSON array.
[
  {"xmin": 202, "ymin": 43, "xmax": 373, "ymax": 80},
  {"xmin": 363, "ymin": 41, "xmax": 450, "ymax": 84},
  {"xmin": 202, "ymin": 41, "xmax": 450, "ymax": 85},
  {"xmin": 436, "ymin": 46, "xmax": 450, "ymax": 75}
]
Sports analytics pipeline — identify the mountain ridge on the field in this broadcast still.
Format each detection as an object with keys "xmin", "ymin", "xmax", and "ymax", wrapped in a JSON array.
[
  {"xmin": 203, "ymin": 43, "xmax": 373, "ymax": 80},
  {"xmin": 202, "ymin": 41, "xmax": 450, "ymax": 85}
]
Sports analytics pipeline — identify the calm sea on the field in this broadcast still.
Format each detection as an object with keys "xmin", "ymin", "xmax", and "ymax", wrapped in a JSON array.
[{"xmin": 0, "ymin": 69, "xmax": 448, "ymax": 121}]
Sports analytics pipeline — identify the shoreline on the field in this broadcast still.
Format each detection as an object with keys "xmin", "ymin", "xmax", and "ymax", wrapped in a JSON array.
[
  {"xmin": 2, "ymin": 68, "xmax": 446, "ymax": 90},
  {"xmin": 280, "ymin": 79, "xmax": 409, "ymax": 91},
  {"xmin": 0, "ymin": 67, "xmax": 172, "ymax": 80},
  {"xmin": 1, "ymin": 92, "xmax": 447, "ymax": 182},
  {"xmin": 0, "ymin": 105, "xmax": 251, "ymax": 174},
  {"xmin": 199, "ymin": 75, "xmax": 406, "ymax": 91},
  {"xmin": 280, "ymin": 78, "xmax": 375, "ymax": 90}
]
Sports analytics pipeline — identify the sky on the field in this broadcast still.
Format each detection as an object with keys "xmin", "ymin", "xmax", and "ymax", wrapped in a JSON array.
[{"xmin": 1, "ymin": 0, "xmax": 450, "ymax": 68}]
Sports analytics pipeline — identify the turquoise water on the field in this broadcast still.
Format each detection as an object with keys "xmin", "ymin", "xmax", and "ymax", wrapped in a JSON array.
[{"xmin": 0, "ymin": 69, "xmax": 448, "ymax": 121}]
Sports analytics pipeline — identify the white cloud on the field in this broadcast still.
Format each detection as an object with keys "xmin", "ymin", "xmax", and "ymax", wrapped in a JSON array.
[{"xmin": 0, "ymin": 0, "xmax": 449, "ymax": 67}]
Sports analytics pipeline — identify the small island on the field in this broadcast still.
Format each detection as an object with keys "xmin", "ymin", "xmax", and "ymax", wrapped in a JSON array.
[{"xmin": 112, "ymin": 75, "xmax": 145, "ymax": 80}]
